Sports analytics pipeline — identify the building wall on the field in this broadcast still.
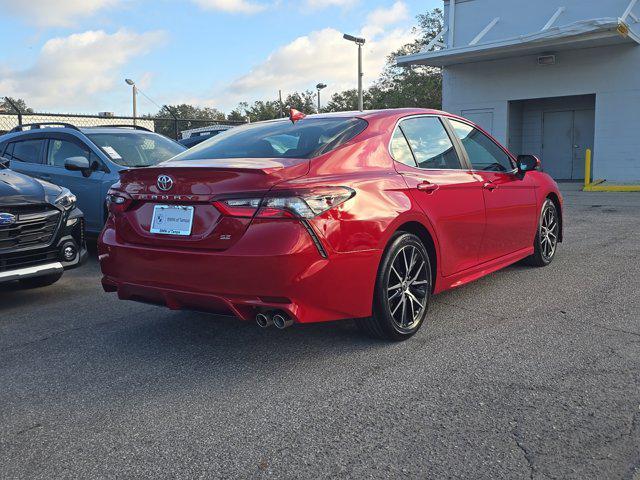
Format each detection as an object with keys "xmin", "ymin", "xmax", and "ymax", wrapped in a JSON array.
[
  {"xmin": 510, "ymin": 94, "xmax": 596, "ymax": 157},
  {"xmin": 443, "ymin": 0, "xmax": 636, "ymax": 48},
  {"xmin": 442, "ymin": 43, "xmax": 640, "ymax": 181}
]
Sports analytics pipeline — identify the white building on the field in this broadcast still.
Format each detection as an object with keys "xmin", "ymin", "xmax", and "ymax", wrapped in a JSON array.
[{"xmin": 398, "ymin": 0, "xmax": 640, "ymax": 182}]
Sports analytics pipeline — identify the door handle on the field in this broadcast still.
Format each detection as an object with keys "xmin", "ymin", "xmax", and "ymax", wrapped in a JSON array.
[
  {"xmin": 483, "ymin": 182, "xmax": 498, "ymax": 191},
  {"xmin": 417, "ymin": 181, "xmax": 439, "ymax": 193}
]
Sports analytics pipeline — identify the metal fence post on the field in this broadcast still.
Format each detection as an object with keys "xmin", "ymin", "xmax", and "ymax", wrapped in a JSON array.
[
  {"xmin": 4, "ymin": 97, "xmax": 23, "ymax": 126},
  {"xmin": 163, "ymin": 105, "xmax": 180, "ymax": 139}
]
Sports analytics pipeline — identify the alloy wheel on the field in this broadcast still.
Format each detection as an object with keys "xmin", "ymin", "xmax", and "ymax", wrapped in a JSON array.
[
  {"xmin": 386, "ymin": 245, "xmax": 430, "ymax": 332},
  {"xmin": 540, "ymin": 204, "xmax": 559, "ymax": 261}
]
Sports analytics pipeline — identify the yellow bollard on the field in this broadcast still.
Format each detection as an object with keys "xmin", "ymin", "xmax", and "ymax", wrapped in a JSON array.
[{"xmin": 584, "ymin": 148, "xmax": 592, "ymax": 188}]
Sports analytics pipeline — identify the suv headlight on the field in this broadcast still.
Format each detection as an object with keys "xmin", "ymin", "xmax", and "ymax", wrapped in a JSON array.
[{"xmin": 55, "ymin": 189, "xmax": 77, "ymax": 211}]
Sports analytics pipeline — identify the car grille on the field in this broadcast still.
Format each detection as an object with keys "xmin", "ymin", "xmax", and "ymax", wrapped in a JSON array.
[
  {"xmin": 0, "ymin": 249, "xmax": 59, "ymax": 273},
  {"xmin": 0, "ymin": 204, "xmax": 61, "ymax": 251}
]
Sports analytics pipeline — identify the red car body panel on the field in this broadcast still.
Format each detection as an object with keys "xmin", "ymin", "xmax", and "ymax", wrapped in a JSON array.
[{"xmin": 98, "ymin": 108, "xmax": 563, "ymax": 324}]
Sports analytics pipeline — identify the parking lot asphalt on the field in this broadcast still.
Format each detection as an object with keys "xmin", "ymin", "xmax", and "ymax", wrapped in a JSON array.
[{"xmin": 1, "ymin": 185, "xmax": 639, "ymax": 479}]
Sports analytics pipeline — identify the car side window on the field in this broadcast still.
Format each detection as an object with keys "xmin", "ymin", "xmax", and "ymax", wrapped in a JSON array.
[
  {"xmin": 449, "ymin": 120, "xmax": 514, "ymax": 172},
  {"xmin": 398, "ymin": 117, "xmax": 462, "ymax": 170},
  {"xmin": 7, "ymin": 139, "xmax": 45, "ymax": 164},
  {"xmin": 390, "ymin": 127, "xmax": 416, "ymax": 166},
  {"xmin": 47, "ymin": 139, "xmax": 91, "ymax": 168}
]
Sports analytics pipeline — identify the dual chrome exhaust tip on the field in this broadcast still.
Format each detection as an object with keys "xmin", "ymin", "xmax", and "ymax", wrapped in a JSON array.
[{"xmin": 256, "ymin": 311, "xmax": 294, "ymax": 329}]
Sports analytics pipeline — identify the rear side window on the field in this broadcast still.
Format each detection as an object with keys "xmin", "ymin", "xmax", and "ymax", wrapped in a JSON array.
[
  {"xmin": 397, "ymin": 117, "xmax": 462, "ymax": 170},
  {"xmin": 390, "ymin": 128, "xmax": 415, "ymax": 166},
  {"xmin": 449, "ymin": 120, "xmax": 514, "ymax": 172},
  {"xmin": 173, "ymin": 117, "xmax": 368, "ymax": 161},
  {"xmin": 7, "ymin": 139, "xmax": 45, "ymax": 164}
]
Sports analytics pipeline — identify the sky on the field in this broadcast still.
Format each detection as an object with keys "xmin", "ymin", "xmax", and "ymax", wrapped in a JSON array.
[{"xmin": 0, "ymin": 0, "xmax": 441, "ymax": 116}]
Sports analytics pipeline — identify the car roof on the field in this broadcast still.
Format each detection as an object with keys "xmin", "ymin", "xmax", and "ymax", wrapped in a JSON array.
[
  {"xmin": 313, "ymin": 108, "xmax": 445, "ymax": 119},
  {"xmin": 251, "ymin": 108, "xmax": 449, "ymax": 125},
  {"xmin": 78, "ymin": 127, "xmax": 154, "ymax": 135},
  {"xmin": 0, "ymin": 126, "xmax": 160, "ymax": 142}
]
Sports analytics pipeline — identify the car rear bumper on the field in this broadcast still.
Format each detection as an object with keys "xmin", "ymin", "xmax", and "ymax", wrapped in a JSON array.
[{"xmin": 98, "ymin": 222, "xmax": 381, "ymax": 324}]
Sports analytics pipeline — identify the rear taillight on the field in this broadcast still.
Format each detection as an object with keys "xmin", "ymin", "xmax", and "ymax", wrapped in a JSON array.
[
  {"xmin": 213, "ymin": 187, "xmax": 355, "ymax": 219},
  {"xmin": 106, "ymin": 191, "xmax": 133, "ymax": 214}
]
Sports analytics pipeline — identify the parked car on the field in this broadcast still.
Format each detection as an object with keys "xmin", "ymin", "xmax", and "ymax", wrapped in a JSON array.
[
  {"xmin": 98, "ymin": 109, "xmax": 563, "ymax": 341},
  {"xmin": 178, "ymin": 125, "xmax": 234, "ymax": 148},
  {"xmin": 0, "ymin": 158, "xmax": 86, "ymax": 288},
  {"xmin": 0, "ymin": 124, "xmax": 186, "ymax": 235}
]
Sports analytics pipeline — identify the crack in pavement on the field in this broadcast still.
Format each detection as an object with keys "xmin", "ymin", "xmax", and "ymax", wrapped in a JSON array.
[
  {"xmin": 512, "ymin": 420, "xmax": 535, "ymax": 480},
  {"xmin": 594, "ymin": 324, "xmax": 640, "ymax": 339}
]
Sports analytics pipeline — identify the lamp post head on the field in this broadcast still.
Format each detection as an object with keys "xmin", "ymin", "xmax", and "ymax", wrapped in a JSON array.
[
  {"xmin": 343, "ymin": 33, "xmax": 365, "ymax": 45},
  {"xmin": 125, "ymin": 78, "xmax": 135, "ymax": 86},
  {"xmin": 316, "ymin": 83, "xmax": 327, "ymax": 90}
]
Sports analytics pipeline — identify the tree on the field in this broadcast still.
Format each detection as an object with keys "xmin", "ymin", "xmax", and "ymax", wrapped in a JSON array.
[
  {"xmin": 283, "ymin": 91, "xmax": 316, "ymax": 114},
  {"xmin": 372, "ymin": 8, "xmax": 444, "ymax": 110},
  {"xmin": 147, "ymin": 103, "xmax": 227, "ymax": 138},
  {"xmin": 1, "ymin": 97, "xmax": 33, "ymax": 114},
  {"xmin": 154, "ymin": 104, "xmax": 226, "ymax": 122},
  {"xmin": 323, "ymin": 8, "xmax": 444, "ymax": 113},
  {"xmin": 323, "ymin": 89, "xmax": 376, "ymax": 112}
]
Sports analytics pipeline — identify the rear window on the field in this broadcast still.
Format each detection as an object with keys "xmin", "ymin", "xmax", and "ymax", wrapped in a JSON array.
[{"xmin": 172, "ymin": 117, "xmax": 368, "ymax": 161}]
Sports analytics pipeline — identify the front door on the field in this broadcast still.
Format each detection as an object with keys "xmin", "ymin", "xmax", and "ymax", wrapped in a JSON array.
[
  {"xmin": 448, "ymin": 119, "xmax": 538, "ymax": 263},
  {"xmin": 391, "ymin": 116, "xmax": 486, "ymax": 277},
  {"xmin": 44, "ymin": 135, "xmax": 106, "ymax": 233},
  {"xmin": 542, "ymin": 109, "xmax": 595, "ymax": 180}
]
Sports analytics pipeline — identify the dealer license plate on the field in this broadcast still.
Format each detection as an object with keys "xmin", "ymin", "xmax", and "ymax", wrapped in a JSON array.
[{"xmin": 150, "ymin": 205, "xmax": 194, "ymax": 236}]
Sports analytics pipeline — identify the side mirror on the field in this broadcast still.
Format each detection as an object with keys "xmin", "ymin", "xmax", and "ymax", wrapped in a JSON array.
[
  {"xmin": 517, "ymin": 155, "xmax": 541, "ymax": 175},
  {"xmin": 64, "ymin": 156, "xmax": 91, "ymax": 172},
  {"xmin": 0, "ymin": 156, "xmax": 9, "ymax": 168}
]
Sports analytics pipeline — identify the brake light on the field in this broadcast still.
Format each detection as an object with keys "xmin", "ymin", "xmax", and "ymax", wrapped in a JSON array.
[
  {"xmin": 213, "ymin": 187, "xmax": 355, "ymax": 219},
  {"xmin": 213, "ymin": 198, "xmax": 261, "ymax": 218},
  {"xmin": 106, "ymin": 191, "xmax": 133, "ymax": 214}
]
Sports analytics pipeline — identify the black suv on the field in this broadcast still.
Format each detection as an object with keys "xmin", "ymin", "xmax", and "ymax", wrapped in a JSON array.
[{"xmin": 0, "ymin": 157, "xmax": 87, "ymax": 288}]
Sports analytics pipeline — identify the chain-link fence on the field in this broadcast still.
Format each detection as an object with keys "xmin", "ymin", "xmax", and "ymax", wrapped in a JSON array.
[{"xmin": 0, "ymin": 111, "xmax": 245, "ymax": 140}]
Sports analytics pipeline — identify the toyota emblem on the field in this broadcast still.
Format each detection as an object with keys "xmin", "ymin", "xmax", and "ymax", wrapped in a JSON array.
[{"xmin": 157, "ymin": 175, "xmax": 174, "ymax": 192}]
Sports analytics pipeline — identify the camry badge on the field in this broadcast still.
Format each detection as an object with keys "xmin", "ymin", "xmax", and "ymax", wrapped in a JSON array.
[
  {"xmin": 157, "ymin": 175, "xmax": 174, "ymax": 192},
  {"xmin": 0, "ymin": 212, "xmax": 16, "ymax": 226}
]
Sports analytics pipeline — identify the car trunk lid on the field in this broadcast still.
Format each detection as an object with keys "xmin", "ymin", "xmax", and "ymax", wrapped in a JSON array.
[{"xmin": 114, "ymin": 157, "xmax": 309, "ymax": 250}]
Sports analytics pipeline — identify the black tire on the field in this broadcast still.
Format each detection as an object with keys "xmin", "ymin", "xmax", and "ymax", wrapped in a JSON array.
[
  {"xmin": 18, "ymin": 272, "xmax": 63, "ymax": 289},
  {"xmin": 524, "ymin": 198, "xmax": 559, "ymax": 267},
  {"xmin": 356, "ymin": 232, "xmax": 432, "ymax": 341}
]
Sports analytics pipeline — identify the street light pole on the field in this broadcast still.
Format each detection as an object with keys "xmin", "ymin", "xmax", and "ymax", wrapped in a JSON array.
[
  {"xmin": 316, "ymin": 83, "xmax": 327, "ymax": 112},
  {"xmin": 357, "ymin": 42, "xmax": 363, "ymax": 112},
  {"xmin": 343, "ymin": 34, "xmax": 366, "ymax": 111},
  {"xmin": 125, "ymin": 79, "xmax": 137, "ymax": 124}
]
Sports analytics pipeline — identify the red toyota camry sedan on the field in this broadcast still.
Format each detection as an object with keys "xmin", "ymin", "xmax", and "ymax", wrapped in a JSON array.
[{"xmin": 98, "ymin": 109, "xmax": 562, "ymax": 341}]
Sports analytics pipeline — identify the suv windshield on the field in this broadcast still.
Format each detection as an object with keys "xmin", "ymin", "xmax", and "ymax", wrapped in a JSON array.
[
  {"xmin": 171, "ymin": 117, "xmax": 367, "ymax": 161},
  {"xmin": 87, "ymin": 132, "xmax": 185, "ymax": 167}
]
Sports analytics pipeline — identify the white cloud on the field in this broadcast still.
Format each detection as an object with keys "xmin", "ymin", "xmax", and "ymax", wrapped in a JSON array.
[
  {"xmin": 191, "ymin": 0, "xmax": 266, "ymax": 13},
  {"xmin": 363, "ymin": 1, "xmax": 409, "ymax": 37},
  {"xmin": 220, "ymin": 2, "xmax": 412, "ymax": 108},
  {"xmin": 0, "ymin": 0, "xmax": 122, "ymax": 27},
  {"xmin": 0, "ymin": 30, "xmax": 166, "ymax": 112},
  {"xmin": 305, "ymin": 0, "xmax": 358, "ymax": 9}
]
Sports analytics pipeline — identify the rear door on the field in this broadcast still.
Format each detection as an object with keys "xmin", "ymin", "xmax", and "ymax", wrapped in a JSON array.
[
  {"xmin": 6, "ymin": 137, "xmax": 47, "ymax": 180},
  {"xmin": 391, "ymin": 115, "xmax": 486, "ymax": 277},
  {"xmin": 447, "ymin": 118, "xmax": 538, "ymax": 263},
  {"xmin": 44, "ymin": 133, "xmax": 106, "ymax": 232}
]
